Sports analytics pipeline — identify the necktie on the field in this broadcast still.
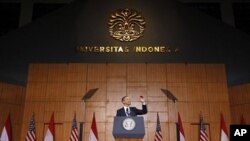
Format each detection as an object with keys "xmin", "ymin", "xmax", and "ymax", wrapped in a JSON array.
[{"xmin": 126, "ymin": 107, "xmax": 130, "ymax": 116}]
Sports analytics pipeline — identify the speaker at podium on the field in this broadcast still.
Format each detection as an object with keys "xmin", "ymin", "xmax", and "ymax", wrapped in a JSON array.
[{"xmin": 113, "ymin": 116, "xmax": 145, "ymax": 141}]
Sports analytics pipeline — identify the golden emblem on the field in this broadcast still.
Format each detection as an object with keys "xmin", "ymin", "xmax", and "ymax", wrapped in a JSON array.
[{"xmin": 108, "ymin": 9, "xmax": 146, "ymax": 42}]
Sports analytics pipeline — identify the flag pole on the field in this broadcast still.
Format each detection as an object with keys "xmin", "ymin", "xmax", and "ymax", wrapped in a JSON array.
[
  {"xmin": 80, "ymin": 88, "xmax": 99, "ymax": 141},
  {"xmin": 161, "ymin": 88, "xmax": 178, "ymax": 141}
]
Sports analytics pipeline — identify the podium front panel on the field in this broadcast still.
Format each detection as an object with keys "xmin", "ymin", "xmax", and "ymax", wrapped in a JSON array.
[{"xmin": 113, "ymin": 116, "xmax": 145, "ymax": 138}]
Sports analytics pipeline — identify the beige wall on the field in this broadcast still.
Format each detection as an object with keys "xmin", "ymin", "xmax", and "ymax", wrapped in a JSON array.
[
  {"xmin": 19, "ymin": 63, "xmax": 230, "ymax": 141},
  {"xmin": 0, "ymin": 82, "xmax": 26, "ymax": 141}
]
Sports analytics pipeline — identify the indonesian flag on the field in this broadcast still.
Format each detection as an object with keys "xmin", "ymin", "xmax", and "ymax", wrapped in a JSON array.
[
  {"xmin": 89, "ymin": 113, "xmax": 98, "ymax": 141},
  {"xmin": 44, "ymin": 113, "xmax": 55, "ymax": 141},
  {"xmin": 0, "ymin": 114, "xmax": 12, "ymax": 141},
  {"xmin": 178, "ymin": 112, "xmax": 185, "ymax": 141},
  {"xmin": 220, "ymin": 114, "xmax": 229, "ymax": 141}
]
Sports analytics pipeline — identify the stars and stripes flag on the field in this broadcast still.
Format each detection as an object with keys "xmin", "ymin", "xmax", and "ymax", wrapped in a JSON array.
[
  {"xmin": 178, "ymin": 112, "xmax": 185, "ymax": 141},
  {"xmin": 89, "ymin": 113, "xmax": 98, "ymax": 141},
  {"xmin": 44, "ymin": 113, "xmax": 55, "ymax": 141},
  {"xmin": 154, "ymin": 112, "xmax": 163, "ymax": 141},
  {"xmin": 220, "ymin": 114, "xmax": 229, "ymax": 141},
  {"xmin": 0, "ymin": 114, "xmax": 12, "ymax": 141},
  {"xmin": 199, "ymin": 115, "xmax": 209, "ymax": 141},
  {"xmin": 69, "ymin": 113, "xmax": 78, "ymax": 141},
  {"xmin": 25, "ymin": 113, "xmax": 36, "ymax": 141}
]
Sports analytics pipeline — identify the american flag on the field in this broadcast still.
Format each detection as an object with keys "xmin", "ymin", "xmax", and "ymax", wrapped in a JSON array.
[
  {"xmin": 25, "ymin": 113, "xmax": 36, "ymax": 141},
  {"xmin": 69, "ymin": 114, "xmax": 78, "ymax": 141},
  {"xmin": 199, "ymin": 115, "xmax": 209, "ymax": 141},
  {"xmin": 154, "ymin": 112, "xmax": 163, "ymax": 141}
]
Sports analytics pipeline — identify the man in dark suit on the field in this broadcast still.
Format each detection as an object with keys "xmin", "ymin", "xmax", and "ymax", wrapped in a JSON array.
[{"xmin": 116, "ymin": 96, "xmax": 147, "ymax": 116}]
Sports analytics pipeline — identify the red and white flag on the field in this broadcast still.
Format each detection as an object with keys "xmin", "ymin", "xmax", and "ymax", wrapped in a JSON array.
[
  {"xmin": 220, "ymin": 114, "xmax": 229, "ymax": 141},
  {"xmin": 44, "ymin": 113, "xmax": 55, "ymax": 141},
  {"xmin": 178, "ymin": 112, "xmax": 185, "ymax": 141},
  {"xmin": 89, "ymin": 113, "xmax": 98, "ymax": 141},
  {"xmin": 0, "ymin": 114, "xmax": 12, "ymax": 141}
]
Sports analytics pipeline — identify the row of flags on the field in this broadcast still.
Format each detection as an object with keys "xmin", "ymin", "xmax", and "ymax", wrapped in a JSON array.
[
  {"xmin": 178, "ymin": 113, "xmax": 236, "ymax": 141},
  {"xmin": 0, "ymin": 113, "xmax": 98, "ymax": 141},
  {"xmin": 0, "ymin": 113, "xmax": 247, "ymax": 141},
  {"xmin": 154, "ymin": 112, "xmax": 247, "ymax": 141}
]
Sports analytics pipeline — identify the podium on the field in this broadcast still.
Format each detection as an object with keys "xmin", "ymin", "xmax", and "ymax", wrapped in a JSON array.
[{"xmin": 113, "ymin": 116, "xmax": 145, "ymax": 141}]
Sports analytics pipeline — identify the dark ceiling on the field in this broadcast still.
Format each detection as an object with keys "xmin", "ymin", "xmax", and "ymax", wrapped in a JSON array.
[{"xmin": 0, "ymin": 0, "xmax": 250, "ymax": 86}]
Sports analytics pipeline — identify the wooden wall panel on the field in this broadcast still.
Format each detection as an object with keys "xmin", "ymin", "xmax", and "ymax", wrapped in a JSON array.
[
  {"xmin": 85, "ymin": 102, "xmax": 106, "ymax": 122},
  {"xmin": 28, "ymin": 64, "xmax": 49, "ymax": 82},
  {"xmin": 147, "ymin": 82, "xmax": 166, "ymax": 98},
  {"xmin": 186, "ymin": 64, "xmax": 207, "ymax": 83},
  {"xmin": 19, "ymin": 63, "xmax": 231, "ymax": 141},
  {"xmin": 146, "ymin": 64, "xmax": 166, "ymax": 82},
  {"xmin": 187, "ymin": 83, "xmax": 208, "ymax": 102},
  {"xmin": 20, "ymin": 122, "xmax": 28, "ymax": 140},
  {"xmin": 106, "ymin": 102, "xmax": 122, "ymax": 122},
  {"xmin": 46, "ymin": 82, "xmax": 68, "ymax": 101},
  {"xmin": 207, "ymin": 83, "xmax": 229, "ymax": 102},
  {"xmin": 67, "ymin": 63, "xmax": 87, "ymax": 82},
  {"xmin": 230, "ymin": 106, "xmax": 241, "ymax": 124},
  {"xmin": 177, "ymin": 102, "xmax": 189, "ymax": 122},
  {"xmin": 187, "ymin": 102, "xmax": 210, "ymax": 123},
  {"xmin": 86, "ymin": 82, "xmax": 106, "ymax": 101},
  {"xmin": 167, "ymin": 83, "xmax": 187, "ymax": 102},
  {"xmin": 0, "ymin": 83, "xmax": 25, "ymax": 141},
  {"xmin": 106, "ymin": 122, "xmax": 115, "ymax": 141},
  {"xmin": 1, "ymin": 83, "xmax": 22, "ymax": 104},
  {"xmin": 243, "ymin": 104, "xmax": 250, "ymax": 120},
  {"xmin": 166, "ymin": 63, "xmax": 186, "ymax": 83},
  {"xmin": 26, "ymin": 82, "xmax": 47, "ymax": 101},
  {"xmin": 64, "ymin": 102, "xmax": 84, "ymax": 122},
  {"xmin": 229, "ymin": 83, "xmax": 250, "ymax": 124},
  {"xmin": 44, "ymin": 103, "xmax": 65, "ymax": 122},
  {"xmin": 210, "ymin": 123, "xmax": 220, "ymax": 141},
  {"xmin": 107, "ymin": 81, "xmax": 126, "ymax": 102},
  {"xmin": 62, "ymin": 122, "xmax": 72, "ymax": 141},
  {"xmin": 147, "ymin": 111, "xmax": 168, "ymax": 123},
  {"xmin": 66, "ymin": 82, "xmax": 86, "ymax": 101},
  {"xmin": 228, "ymin": 86, "xmax": 242, "ymax": 105},
  {"xmin": 88, "ymin": 64, "xmax": 107, "ymax": 82},
  {"xmin": 209, "ymin": 102, "xmax": 231, "ymax": 122},
  {"xmin": 48, "ymin": 64, "xmax": 68, "ymax": 82},
  {"xmin": 107, "ymin": 64, "xmax": 126, "ymax": 82},
  {"xmin": 23, "ymin": 102, "xmax": 45, "ymax": 122},
  {"xmin": 0, "ymin": 82, "xmax": 2, "ymax": 96},
  {"xmin": 169, "ymin": 123, "xmax": 177, "ymax": 141},
  {"xmin": 183, "ymin": 123, "xmax": 190, "ymax": 141},
  {"xmin": 241, "ymin": 84, "xmax": 250, "ymax": 103},
  {"xmin": 147, "ymin": 123, "xmax": 156, "ymax": 141},
  {"xmin": 205, "ymin": 64, "xmax": 226, "ymax": 83},
  {"xmin": 127, "ymin": 82, "xmax": 147, "ymax": 101},
  {"xmin": 127, "ymin": 64, "xmax": 146, "ymax": 82},
  {"xmin": 36, "ymin": 123, "xmax": 45, "ymax": 140},
  {"xmin": 167, "ymin": 102, "xmax": 178, "ymax": 122}
]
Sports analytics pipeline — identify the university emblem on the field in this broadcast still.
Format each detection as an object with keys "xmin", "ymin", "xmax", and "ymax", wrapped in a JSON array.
[{"xmin": 108, "ymin": 9, "xmax": 146, "ymax": 42}]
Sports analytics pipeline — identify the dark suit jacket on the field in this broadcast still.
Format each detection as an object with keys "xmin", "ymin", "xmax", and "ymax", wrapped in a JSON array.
[{"xmin": 116, "ymin": 105, "xmax": 147, "ymax": 116}]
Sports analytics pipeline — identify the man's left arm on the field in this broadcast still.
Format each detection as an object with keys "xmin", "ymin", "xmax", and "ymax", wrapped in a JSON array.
[{"xmin": 135, "ymin": 97, "xmax": 148, "ymax": 115}]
